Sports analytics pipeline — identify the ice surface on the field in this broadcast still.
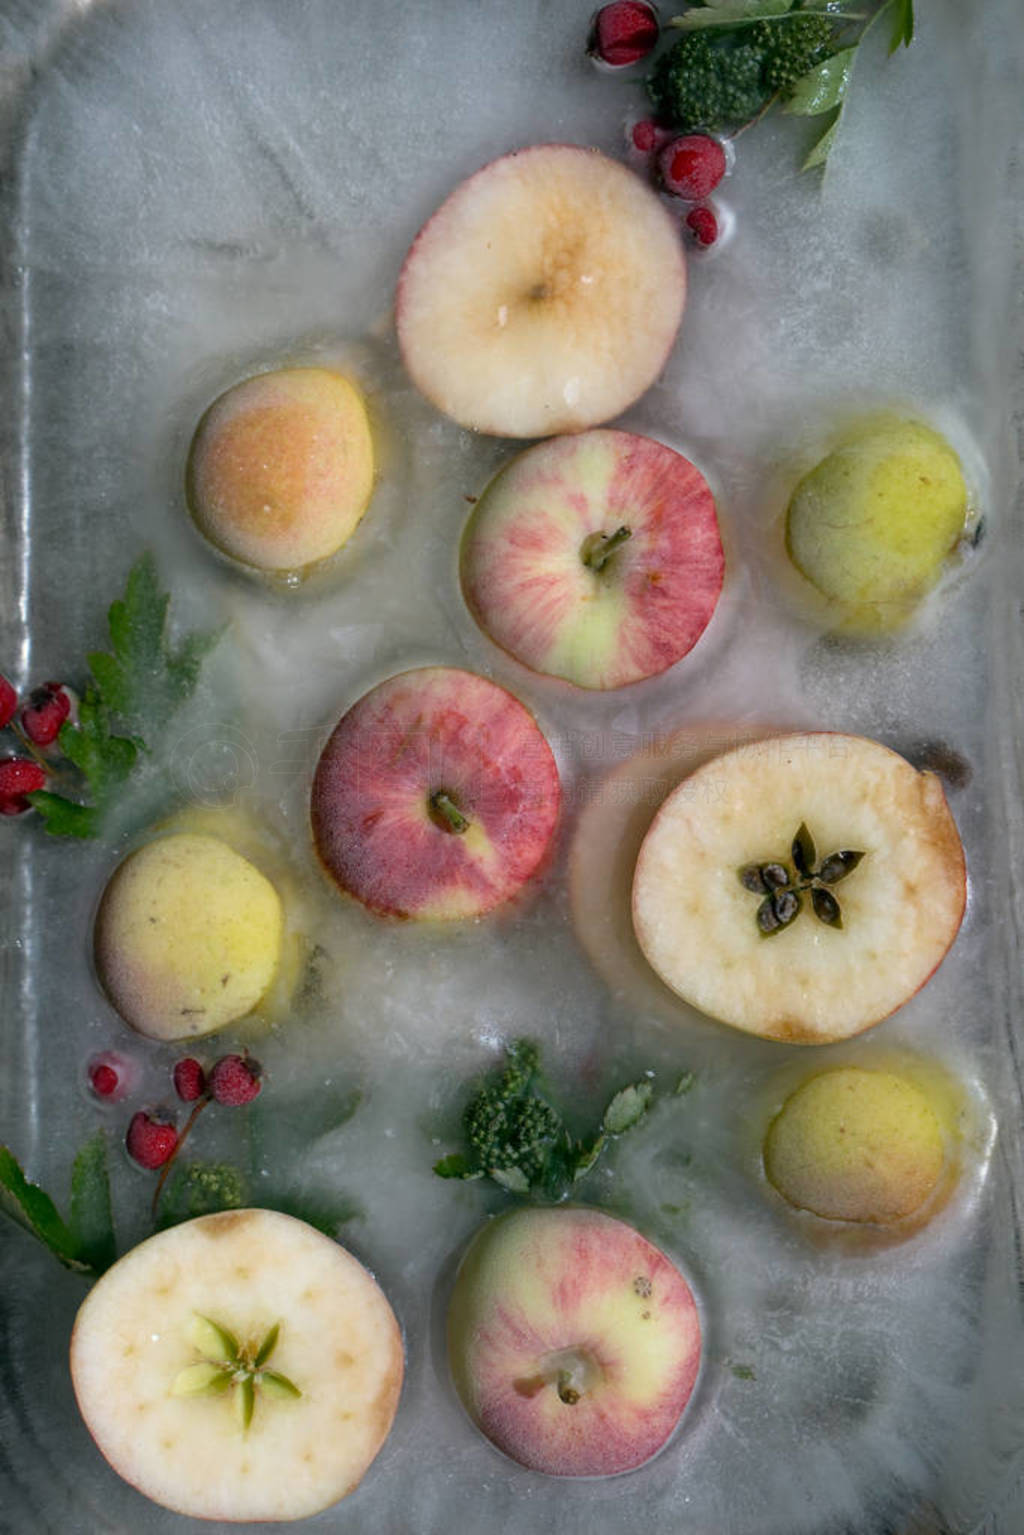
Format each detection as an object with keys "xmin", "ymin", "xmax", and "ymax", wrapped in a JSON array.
[{"xmin": 0, "ymin": 0, "xmax": 1022, "ymax": 1532}]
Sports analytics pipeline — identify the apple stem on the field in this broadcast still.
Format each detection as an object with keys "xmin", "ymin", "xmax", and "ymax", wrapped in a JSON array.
[
  {"xmin": 556, "ymin": 1368, "xmax": 582, "ymax": 1405},
  {"xmin": 581, "ymin": 525, "xmax": 632, "ymax": 574},
  {"xmin": 151, "ymin": 1096, "xmax": 210, "ymax": 1220},
  {"xmin": 428, "ymin": 789, "xmax": 470, "ymax": 835}
]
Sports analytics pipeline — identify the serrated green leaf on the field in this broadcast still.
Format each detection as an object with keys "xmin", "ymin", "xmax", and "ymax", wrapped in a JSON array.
[
  {"xmin": 603, "ymin": 1082, "xmax": 654, "ymax": 1136},
  {"xmin": 260, "ymin": 1370, "xmax": 301, "ymax": 1400},
  {"xmin": 26, "ymin": 790, "xmax": 99, "ymax": 839},
  {"xmin": 887, "ymin": 0, "xmax": 913, "ymax": 51},
  {"xmin": 69, "ymin": 1132, "xmax": 116, "ymax": 1274},
  {"xmin": 490, "ymin": 1165, "xmax": 531, "ymax": 1194},
  {"xmin": 0, "ymin": 1146, "xmax": 86, "ymax": 1271},
  {"xmin": 433, "ymin": 1153, "xmax": 478, "ymax": 1180},
  {"xmin": 88, "ymin": 553, "xmax": 219, "ymax": 733},
  {"xmin": 802, "ymin": 110, "xmax": 841, "ymax": 169},
  {"xmin": 57, "ymin": 690, "xmax": 138, "ymax": 812},
  {"xmin": 784, "ymin": 48, "xmax": 856, "ymax": 115}
]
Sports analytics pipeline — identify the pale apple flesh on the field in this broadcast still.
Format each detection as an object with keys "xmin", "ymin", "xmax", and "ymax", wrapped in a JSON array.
[
  {"xmin": 764, "ymin": 1067, "xmax": 947, "ymax": 1224},
  {"xmin": 396, "ymin": 145, "xmax": 687, "ymax": 439},
  {"xmin": 461, "ymin": 430, "xmax": 724, "ymax": 689},
  {"xmin": 311, "ymin": 667, "xmax": 561, "ymax": 920},
  {"xmin": 94, "ymin": 833, "xmax": 284, "ymax": 1041},
  {"xmin": 70, "ymin": 1210, "xmax": 404, "ymax": 1523},
  {"xmin": 785, "ymin": 418, "xmax": 969, "ymax": 633},
  {"xmin": 187, "ymin": 367, "xmax": 375, "ymax": 573},
  {"xmin": 631, "ymin": 733, "xmax": 966, "ymax": 1042},
  {"xmin": 569, "ymin": 721, "xmax": 787, "ymax": 999},
  {"xmin": 448, "ymin": 1206, "xmax": 701, "ymax": 1477}
]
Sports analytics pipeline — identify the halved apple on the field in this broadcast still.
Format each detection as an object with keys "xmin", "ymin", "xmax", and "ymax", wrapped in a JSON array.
[
  {"xmin": 311, "ymin": 666, "xmax": 560, "ymax": 920},
  {"xmin": 447, "ymin": 1205, "xmax": 701, "ymax": 1476},
  {"xmin": 631, "ymin": 733, "xmax": 966, "ymax": 1042},
  {"xmin": 396, "ymin": 144, "xmax": 686, "ymax": 438},
  {"xmin": 460, "ymin": 429, "xmax": 724, "ymax": 689},
  {"xmin": 70, "ymin": 1209, "xmax": 403, "ymax": 1522}
]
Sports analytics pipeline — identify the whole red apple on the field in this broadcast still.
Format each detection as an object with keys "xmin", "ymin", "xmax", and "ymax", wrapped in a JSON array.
[
  {"xmin": 311, "ymin": 667, "xmax": 561, "ymax": 920},
  {"xmin": 460, "ymin": 429, "xmax": 724, "ymax": 689},
  {"xmin": 448, "ymin": 1205, "xmax": 702, "ymax": 1476}
]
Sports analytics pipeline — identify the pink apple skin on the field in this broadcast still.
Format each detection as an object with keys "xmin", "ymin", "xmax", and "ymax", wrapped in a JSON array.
[
  {"xmin": 448, "ymin": 1206, "xmax": 702, "ymax": 1477},
  {"xmin": 460, "ymin": 431, "xmax": 724, "ymax": 690},
  {"xmin": 311, "ymin": 668, "xmax": 561, "ymax": 920}
]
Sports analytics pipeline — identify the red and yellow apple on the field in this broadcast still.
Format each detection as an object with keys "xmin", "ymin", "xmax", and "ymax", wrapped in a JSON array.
[
  {"xmin": 460, "ymin": 429, "xmax": 724, "ymax": 689},
  {"xmin": 396, "ymin": 145, "xmax": 687, "ymax": 439},
  {"xmin": 186, "ymin": 366, "xmax": 375, "ymax": 573},
  {"xmin": 631, "ymin": 733, "xmax": 966, "ymax": 1042},
  {"xmin": 311, "ymin": 667, "xmax": 561, "ymax": 920},
  {"xmin": 447, "ymin": 1205, "xmax": 702, "ymax": 1477}
]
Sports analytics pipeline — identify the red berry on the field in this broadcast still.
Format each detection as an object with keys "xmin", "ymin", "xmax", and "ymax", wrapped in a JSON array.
[
  {"xmin": 208, "ymin": 1053, "xmax": 262, "ymax": 1107},
  {"xmin": 20, "ymin": 682, "xmax": 72, "ymax": 748},
  {"xmin": 173, "ymin": 1056, "xmax": 207, "ymax": 1102},
  {"xmin": 87, "ymin": 1051, "xmax": 137, "ymax": 1101},
  {"xmin": 660, "ymin": 136, "xmax": 727, "ymax": 201},
  {"xmin": 0, "ymin": 675, "xmax": 17, "ymax": 730},
  {"xmin": 126, "ymin": 1111, "xmax": 179, "ymax": 1170},
  {"xmin": 630, "ymin": 118, "xmax": 673, "ymax": 156},
  {"xmin": 685, "ymin": 204, "xmax": 720, "ymax": 248},
  {"xmin": 0, "ymin": 756, "xmax": 47, "ymax": 815},
  {"xmin": 589, "ymin": 2, "xmax": 659, "ymax": 68}
]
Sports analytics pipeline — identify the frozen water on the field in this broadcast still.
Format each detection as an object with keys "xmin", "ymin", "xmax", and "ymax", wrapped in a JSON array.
[{"xmin": 0, "ymin": 0, "xmax": 1022, "ymax": 1532}]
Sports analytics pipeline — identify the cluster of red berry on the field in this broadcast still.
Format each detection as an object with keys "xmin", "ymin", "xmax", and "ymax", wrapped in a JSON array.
[
  {"xmin": 88, "ymin": 1048, "xmax": 262, "ymax": 1171},
  {"xmin": 0, "ymin": 675, "xmax": 76, "ymax": 815},
  {"xmin": 588, "ymin": 2, "xmax": 728, "ymax": 250}
]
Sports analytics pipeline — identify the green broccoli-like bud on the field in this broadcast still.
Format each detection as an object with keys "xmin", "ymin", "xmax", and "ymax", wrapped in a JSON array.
[
  {"xmin": 648, "ymin": 33, "xmax": 771, "ymax": 133},
  {"xmin": 753, "ymin": 16, "xmax": 836, "ymax": 93}
]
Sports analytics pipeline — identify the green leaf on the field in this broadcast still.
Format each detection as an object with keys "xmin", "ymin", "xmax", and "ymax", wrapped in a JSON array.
[
  {"xmin": 0, "ymin": 1145, "xmax": 83, "ymax": 1268},
  {"xmin": 784, "ymin": 47, "xmax": 856, "ymax": 115},
  {"xmin": 257, "ymin": 1192, "xmax": 364, "ymax": 1236},
  {"xmin": 433, "ymin": 1153, "xmax": 478, "ymax": 1180},
  {"xmin": 571, "ymin": 1134, "xmax": 606, "ymax": 1182},
  {"xmin": 670, "ymin": 1, "xmax": 795, "ymax": 26},
  {"xmin": 26, "ymin": 790, "xmax": 99, "ymax": 839},
  {"xmin": 87, "ymin": 552, "xmax": 220, "ymax": 732},
  {"xmin": 490, "ymin": 1166, "xmax": 531, "ymax": 1194},
  {"xmin": 69, "ymin": 1132, "xmax": 116, "ymax": 1274},
  {"xmin": 603, "ymin": 1082, "xmax": 654, "ymax": 1136},
  {"xmin": 731, "ymin": 1362, "xmax": 757, "ymax": 1380},
  {"xmin": 886, "ymin": 0, "xmax": 913, "ymax": 51},
  {"xmin": 802, "ymin": 110, "xmax": 841, "ymax": 169},
  {"xmin": 674, "ymin": 1072, "xmax": 696, "ymax": 1096},
  {"xmin": 58, "ymin": 690, "xmax": 138, "ymax": 811}
]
